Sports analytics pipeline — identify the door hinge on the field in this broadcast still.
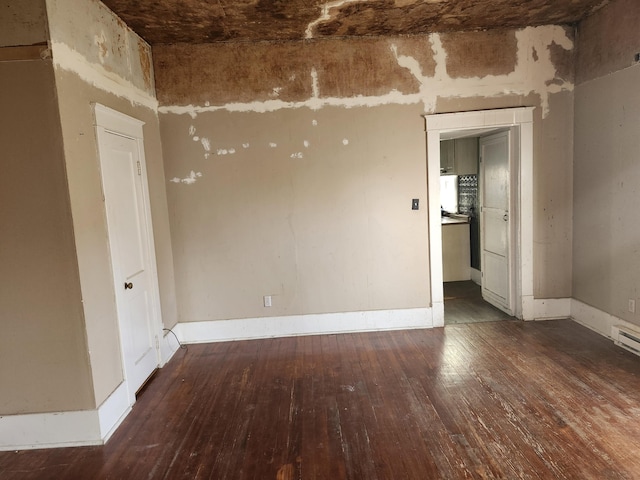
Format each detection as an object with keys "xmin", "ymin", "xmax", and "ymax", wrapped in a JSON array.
[{"xmin": 137, "ymin": 160, "xmax": 142, "ymax": 176}]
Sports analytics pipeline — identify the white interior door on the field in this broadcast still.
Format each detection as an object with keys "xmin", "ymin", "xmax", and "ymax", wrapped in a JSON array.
[
  {"xmin": 96, "ymin": 113, "xmax": 159, "ymax": 399},
  {"xmin": 480, "ymin": 131, "xmax": 512, "ymax": 314}
]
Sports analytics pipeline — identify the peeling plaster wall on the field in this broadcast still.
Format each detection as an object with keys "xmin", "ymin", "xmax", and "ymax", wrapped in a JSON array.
[
  {"xmin": 573, "ymin": 0, "xmax": 640, "ymax": 324},
  {"xmin": 46, "ymin": 0, "xmax": 154, "ymax": 95},
  {"xmin": 440, "ymin": 30, "xmax": 518, "ymax": 79},
  {"xmin": 576, "ymin": 0, "xmax": 640, "ymax": 85},
  {"xmin": 156, "ymin": 25, "xmax": 575, "ymax": 324},
  {"xmin": 0, "ymin": 58, "xmax": 93, "ymax": 414},
  {"xmin": 153, "ymin": 36, "xmax": 431, "ymax": 106},
  {"xmin": 45, "ymin": 0, "xmax": 176, "ymax": 407}
]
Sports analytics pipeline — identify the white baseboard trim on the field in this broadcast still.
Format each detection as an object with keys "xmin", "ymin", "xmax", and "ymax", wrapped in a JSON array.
[
  {"xmin": 432, "ymin": 301, "xmax": 444, "ymax": 328},
  {"xmin": 533, "ymin": 298, "xmax": 571, "ymax": 321},
  {"xmin": 0, "ymin": 381, "xmax": 135, "ymax": 451},
  {"xmin": 175, "ymin": 307, "xmax": 433, "ymax": 343},
  {"xmin": 570, "ymin": 298, "xmax": 636, "ymax": 338},
  {"xmin": 470, "ymin": 268, "xmax": 482, "ymax": 285},
  {"xmin": 97, "ymin": 381, "xmax": 131, "ymax": 443},
  {"xmin": 159, "ymin": 328, "xmax": 181, "ymax": 366},
  {"xmin": 0, "ymin": 410, "xmax": 102, "ymax": 451}
]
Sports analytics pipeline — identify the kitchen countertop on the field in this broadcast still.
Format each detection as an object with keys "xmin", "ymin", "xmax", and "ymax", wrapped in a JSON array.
[{"xmin": 441, "ymin": 214, "xmax": 470, "ymax": 225}]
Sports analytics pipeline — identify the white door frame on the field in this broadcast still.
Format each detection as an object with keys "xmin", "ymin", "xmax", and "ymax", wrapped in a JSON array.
[
  {"xmin": 424, "ymin": 107, "xmax": 535, "ymax": 326},
  {"xmin": 93, "ymin": 103, "xmax": 163, "ymax": 405}
]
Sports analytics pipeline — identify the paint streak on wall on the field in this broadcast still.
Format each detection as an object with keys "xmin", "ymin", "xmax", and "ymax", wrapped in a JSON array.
[
  {"xmin": 305, "ymin": 0, "xmax": 369, "ymax": 39},
  {"xmin": 170, "ymin": 170, "xmax": 203, "ymax": 184},
  {"xmin": 156, "ymin": 26, "xmax": 573, "ymax": 118}
]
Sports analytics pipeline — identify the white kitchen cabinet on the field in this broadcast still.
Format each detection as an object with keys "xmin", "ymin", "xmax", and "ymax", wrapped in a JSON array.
[
  {"xmin": 439, "ymin": 138, "xmax": 478, "ymax": 175},
  {"xmin": 442, "ymin": 222, "xmax": 471, "ymax": 282},
  {"xmin": 454, "ymin": 137, "xmax": 478, "ymax": 175},
  {"xmin": 440, "ymin": 139, "xmax": 455, "ymax": 174}
]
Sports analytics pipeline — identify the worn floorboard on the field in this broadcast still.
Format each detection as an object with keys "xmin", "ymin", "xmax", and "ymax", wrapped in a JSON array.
[
  {"xmin": 444, "ymin": 281, "xmax": 512, "ymax": 324},
  {"xmin": 3, "ymin": 319, "xmax": 640, "ymax": 479}
]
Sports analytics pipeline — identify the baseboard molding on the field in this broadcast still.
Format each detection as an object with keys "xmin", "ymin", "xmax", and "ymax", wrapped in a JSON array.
[
  {"xmin": 570, "ymin": 299, "xmax": 637, "ymax": 338},
  {"xmin": 97, "ymin": 381, "xmax": 131, "ymax": 443},
  {"xmin": 0, "ymin": 410, "xmax": 102, "ymax": 451},
  {"xmin": 0, "ymin": 381, "xmax": 134, "ymax": 451},
  {"xmin": 470, "ymin": 268, "xmax": 482, "ymax": 285},
  {"xmin": 533, "ymin": 298, "xmax": 571, "ymax": 320},
  {"xmin": 159, "ymin": 328, "xmax": 181, "ymax": 366},
  {"xmin": 176, "ymin": 307, "xmax": 434, "ymax": 344}
]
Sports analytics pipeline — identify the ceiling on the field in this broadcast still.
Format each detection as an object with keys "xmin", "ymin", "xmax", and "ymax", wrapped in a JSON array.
[{"xmin": 101, "ymin": 0, "xmax": 608, "ymax": 45}]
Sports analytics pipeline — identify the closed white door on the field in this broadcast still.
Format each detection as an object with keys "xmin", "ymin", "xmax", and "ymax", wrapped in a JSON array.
[
  {"xmin": 480, "ymin": 131, "xmax": 512, "ymax": 314},
  {"xmin": 97, "ymin": 125, "xmax": 159, "ymax": 398}
]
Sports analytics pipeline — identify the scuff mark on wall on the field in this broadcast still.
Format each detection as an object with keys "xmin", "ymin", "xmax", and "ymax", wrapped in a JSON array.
[
  {"xmin": 138, "ymin": 38, "xmax": 153, "ymax": 92},
  {"xmin": 95, "ymin": 32, "xmax": 108, "ymax": 64},
  {"xmin": 290, "ymin": 152, "xmax": 304, "ymax": 159},
  {"xmin": 170, "ymin": 170, "xmax": 203, "ymax": 185}
]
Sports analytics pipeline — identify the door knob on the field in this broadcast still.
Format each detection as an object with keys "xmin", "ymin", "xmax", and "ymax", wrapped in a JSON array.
[
  {"xmin": 503, "ymin": 214, "xmax": 509, "ymax": 221},
  {"xmin": 124, "ymin": 282, "xmax": 133, "ymax": 290}
]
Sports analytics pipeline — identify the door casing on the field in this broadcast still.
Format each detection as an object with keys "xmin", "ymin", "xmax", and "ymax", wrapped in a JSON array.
[
  {"xmin": 93, "ymin": 103, "xmax": 163, "ymax": 405},
  {"xmin": 425, "ymin": 107, "xmax": 534, "ymax": 325}
]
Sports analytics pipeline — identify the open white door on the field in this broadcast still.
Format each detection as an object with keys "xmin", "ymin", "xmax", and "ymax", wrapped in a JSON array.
[
  {"xmin": 479, "ymin": 130, "xmax": 513, "ymax": 314},
  {"xmin": 94, "ymin": 104, "xmax": 161, "ymax": 403}
]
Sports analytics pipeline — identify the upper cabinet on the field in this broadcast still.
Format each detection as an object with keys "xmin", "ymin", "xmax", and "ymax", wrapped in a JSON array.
[{"xmin": 440, "ymin": 138, "xmax": 478, "ymax": 175}]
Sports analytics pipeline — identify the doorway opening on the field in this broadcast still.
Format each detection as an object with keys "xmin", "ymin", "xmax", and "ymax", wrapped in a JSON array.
[
  {"xmin": 425, "ymin": 108, "xmax": 535, "ymax": 327},
  {"xmin": 439, "ymin": 128, "xmax": 513, "ymax": 324}
]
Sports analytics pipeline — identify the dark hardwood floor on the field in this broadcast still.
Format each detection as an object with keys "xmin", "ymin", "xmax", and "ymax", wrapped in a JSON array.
[
  {"xmin": 3, "ymin": 320, "xmax": 640, "ymax": 479},
  {"xmin": 444, "ymin": 281, "xmax": 513, "ymax": 324}
]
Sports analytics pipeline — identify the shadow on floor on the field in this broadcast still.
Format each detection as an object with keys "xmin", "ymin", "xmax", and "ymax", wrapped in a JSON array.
[{"xmin": 444, "ymin": 280, "xmax": 513, "ymax": 325}]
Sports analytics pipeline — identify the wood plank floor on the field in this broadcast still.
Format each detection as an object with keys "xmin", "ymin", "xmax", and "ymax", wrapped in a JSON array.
[
  {"xmin": 444, "ymin": 281, "xmax": 512, "ymax": 324},
  {"xmin": 4, "ymin": 320, "xmax": 640, "ymax": 479}
]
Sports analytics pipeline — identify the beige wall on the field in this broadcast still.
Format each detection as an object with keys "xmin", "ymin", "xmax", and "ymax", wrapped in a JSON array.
[
  {"xmin": 573, "ymin": 0, "xmax": 640, "ymax": 324},
  {"xmin": 162, "ymin": 104, "xmax": 430, "ymax": 321},
  {"xmin": 0, "ymin": 0, "xmax": 48, "ymax": 47},
  {"xmin": 156, "ymin": 26, "xmax": 575, "ymax": 324},
  {"xmin": 45, "ymin": 0, "xmax": 176, "ymax": 406},
  {"xmin": 0, "ymin": 58, "xmax": 93, "ymax": 414}
]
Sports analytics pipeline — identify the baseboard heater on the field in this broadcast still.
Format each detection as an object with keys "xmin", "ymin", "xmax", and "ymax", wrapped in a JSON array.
[{"xmin": 611, "ymin": 325, "xmax": 640, "ymax": 355}]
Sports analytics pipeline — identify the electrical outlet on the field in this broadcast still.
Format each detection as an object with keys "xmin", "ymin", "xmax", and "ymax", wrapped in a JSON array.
[
  {"xmin": 264, "ymin": 295, "xmax": 272, "ymax": 307},
  {"xmin": 629, "ymin": 299, "xmax": 636, "ymax": 314}
]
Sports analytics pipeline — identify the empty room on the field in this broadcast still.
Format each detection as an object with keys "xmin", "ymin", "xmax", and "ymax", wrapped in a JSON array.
[{"xmin": 2, "ymin": 0, "xmax": 640, "ymax": 478}]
